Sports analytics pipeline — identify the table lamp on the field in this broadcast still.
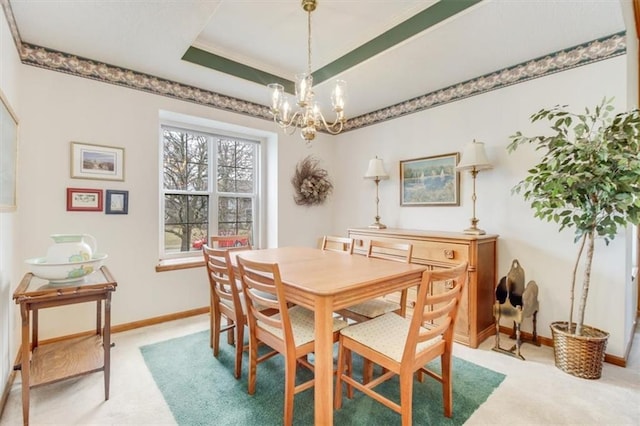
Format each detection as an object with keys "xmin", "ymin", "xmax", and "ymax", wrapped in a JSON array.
[
  {"xmin": 456, "ymin": 140, "xmax": 492, "ymax": 235},
  {"xmin": 364, "ymin": 156, "xmax": 389, "ymax": 229}
]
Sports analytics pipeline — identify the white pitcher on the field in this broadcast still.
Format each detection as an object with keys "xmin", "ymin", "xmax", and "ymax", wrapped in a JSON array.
[{"xmin": 46, "ymin": 234, "xmax": 97, "ymax": 264}]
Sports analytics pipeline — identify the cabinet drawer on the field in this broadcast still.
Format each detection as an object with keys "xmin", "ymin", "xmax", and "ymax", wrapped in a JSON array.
[
  {"xmin": 412, "ymin": 241, "xmax": 469, "ymax": 265},
  {"xmin": 351, "ymin": 233, "xmax": 469, "ymax": 265}
]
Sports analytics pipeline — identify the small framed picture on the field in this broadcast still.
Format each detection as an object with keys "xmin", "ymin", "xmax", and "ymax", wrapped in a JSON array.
[
  {"xmin": 105, "ymin": 190, "xmax": 128, "ymax": 214},
  {"xmin": 71, "ymin": 142, "xmax": 125, "ymax": 181},
  {"xmin": 400, "ymin": 152, "xmax": 460, "ymax": 206},
  {"xmin": 67, "ymin": 188, "xmax": 103, "ymax": 212}
]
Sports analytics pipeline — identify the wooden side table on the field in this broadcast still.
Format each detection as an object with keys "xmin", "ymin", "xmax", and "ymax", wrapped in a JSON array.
[{"xmin": 12, "ymin": 266, "xmax": 117, "ymax": 425}]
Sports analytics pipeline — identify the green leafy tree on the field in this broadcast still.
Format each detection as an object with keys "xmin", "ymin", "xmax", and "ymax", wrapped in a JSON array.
[{"xmin": 507, "ymin": 97, "xmax": 640, "ymax": 336}]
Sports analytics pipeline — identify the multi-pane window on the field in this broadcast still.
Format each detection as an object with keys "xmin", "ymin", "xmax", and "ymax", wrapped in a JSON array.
[{"xmin": 161, "ymin": 125, "xmax": 259, "ymax": 258}]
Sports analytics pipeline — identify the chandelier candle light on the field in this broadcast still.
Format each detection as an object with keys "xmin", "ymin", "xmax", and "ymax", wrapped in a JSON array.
[
  {"xmin": 364, "ymin": 157, "xmax": 389, "ymax": 229},
  {"xmin": 456, "ymin": 140, "xmax": 493, "ymax": 235},
  {"xmin": 267, "ymin": 0, "xmax": 346, "ymax": 142}
]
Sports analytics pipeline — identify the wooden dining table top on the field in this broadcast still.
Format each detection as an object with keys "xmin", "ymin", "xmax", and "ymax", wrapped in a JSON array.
[{"xmin": 233, "ymin": 246, "xmax": 425, "ymax": 294}]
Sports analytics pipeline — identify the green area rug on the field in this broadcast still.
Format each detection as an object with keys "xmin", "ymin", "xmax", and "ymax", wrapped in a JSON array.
[{"xmin": 140, "ymin": 330, "xmax": 504, "ymax": 425}]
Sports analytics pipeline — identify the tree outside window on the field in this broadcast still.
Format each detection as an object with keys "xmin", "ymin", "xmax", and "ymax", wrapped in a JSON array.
[{"xmin": 161, "ymin": 125, "xmax": 258, "ymax": 257}]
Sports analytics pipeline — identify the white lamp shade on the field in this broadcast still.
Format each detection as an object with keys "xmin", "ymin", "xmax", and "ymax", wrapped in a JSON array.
[
  {"xmin": 364, "ymin": 157, "xmax": 389, "ymax": 179},
  {"xmin": 457, "ymin": 140, "xmax": 493, "ymax": 171}
]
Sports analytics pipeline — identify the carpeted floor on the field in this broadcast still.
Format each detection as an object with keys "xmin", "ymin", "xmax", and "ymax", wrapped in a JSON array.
[
  {"xmin": 140, "ymin": 330, "xmax": 505, "ymax": 425},
  {"xmin": 0, "ymin": 314, "xmax": 638, "ymax": 425}
]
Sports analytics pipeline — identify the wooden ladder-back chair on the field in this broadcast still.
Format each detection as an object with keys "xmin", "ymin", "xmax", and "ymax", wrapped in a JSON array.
[
  {"xmin": 236, "ymin": 256, "xmax": 348, "ymax": 426},
  {"xmin": 334, "ymin": 262, "xmax": 469, "ymax": 426},
  {"xmin": 202, "ymin": 244, "xmax": 253, "ymax": 379},
  {"xmin": 320, "ymin": 235, "xmax": 354, "ymax": 254},
  {"xmin": 210, "ymin": 234, "xmax": 252, "ymax": 249},
  {"xmin": 341, "ymin": 240, "xmax": 413, "ymax": 322}
]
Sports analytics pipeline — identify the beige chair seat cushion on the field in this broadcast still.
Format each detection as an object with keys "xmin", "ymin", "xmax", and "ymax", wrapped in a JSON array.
[
  {"xmin": 340, "ymin": 312, "xmax": 442, "ymax": 362},
  {"xmin": 260, "ymin": 306, "xmax": 348, "ymax": 347},
  {"xmin": 344, "ymin": 298, "xmax": 399, "ymax": 319}
]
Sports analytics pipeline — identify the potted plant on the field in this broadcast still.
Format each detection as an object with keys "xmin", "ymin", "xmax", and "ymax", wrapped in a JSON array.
[{"xmin": 507, "ymin": 97, "xmax": 640, "ymax": 379}]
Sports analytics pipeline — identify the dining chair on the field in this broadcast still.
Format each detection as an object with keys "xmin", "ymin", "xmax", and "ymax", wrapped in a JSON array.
[
  {"xmin": 236, "ymin": 255, "xmax": 348, "ymax": 426},
  {"xmin": 202, "ymin": 244, "xmax": 255, "ymax": 379},
  {"xmin": 210, "ymin": 234, "xmax": 251, "ymax": 249},
  {"xmin": 320, "ymin": 235, "xmax": 354, "ymax": 254},
  {"xmin": 340, "ymin": 240, "xmax": 414, "ymax": 322},
  {"xmin": 334, "ymin": 262, "xmax": 469, "ymax": 426}
]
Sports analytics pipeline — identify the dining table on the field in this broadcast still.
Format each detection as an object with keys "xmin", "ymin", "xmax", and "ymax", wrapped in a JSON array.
[{"xmin": 231, "ymin": 246, "xmax": 427, "ymax": 425}]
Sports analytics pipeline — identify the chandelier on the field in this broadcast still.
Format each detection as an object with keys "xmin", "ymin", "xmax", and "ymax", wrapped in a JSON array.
[{"xmin": 267, "ymin": 0, "xmax": 346, "ymax": 142}]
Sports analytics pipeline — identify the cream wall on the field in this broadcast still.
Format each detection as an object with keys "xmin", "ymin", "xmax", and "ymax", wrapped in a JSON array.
[
  {"xmin": 13, "ymin": 64, "xmax": 334, "ymax": 344},
  {"xmin": 331, "ymin": 55, "xmax": 633, "ymax": 357},
  {"xmin": 0, "ymin": 10, "xmax": 21, "ymax": 403}
]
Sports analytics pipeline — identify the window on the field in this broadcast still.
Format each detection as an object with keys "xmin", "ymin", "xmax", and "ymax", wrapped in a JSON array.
[{"xmin": 161, "ymin": 124, "xmax": 259, "ymax": 258}]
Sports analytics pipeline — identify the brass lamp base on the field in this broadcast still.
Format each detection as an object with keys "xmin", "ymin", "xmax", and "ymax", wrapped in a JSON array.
[
  {"xmin": 464, "ymin": 217, "xmax": 485, "ymax": 235},
  {"xmin": 369, "ymin": 222, "xmax": 387, "ymax": 229},
  {"xmin": 463, "ymin": 226, "xmax": 486, "ymax": 235}
]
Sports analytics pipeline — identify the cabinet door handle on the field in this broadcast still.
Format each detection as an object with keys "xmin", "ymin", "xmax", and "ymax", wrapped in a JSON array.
[
  {"xmin": 445, "ymin": 279, "xmax": 454, "ymax": 289},
  {"xmin": 444, "ymin": 249, "xmax": 454, "ymax": 259}
]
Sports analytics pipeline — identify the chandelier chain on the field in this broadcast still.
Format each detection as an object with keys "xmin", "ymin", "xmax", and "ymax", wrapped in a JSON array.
[{"xmin": 307, "ymin": 7, "xmax": 312, "ymax": 75}]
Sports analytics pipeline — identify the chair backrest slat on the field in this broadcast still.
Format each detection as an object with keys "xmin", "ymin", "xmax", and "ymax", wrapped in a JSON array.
[
  {"xmin": 203, "ymin": 245, "xmax": 245, "ymax": 313},
  {"xmin": 321, "ymin": 235, "xmax": 354, "ymax": 254},
  {"xmin": 367, "ymin": 240, "xmax": 413, "ymax": 263},
  {"xmin": 237, "ymin": 256, "xmax": 292, "ymax": 339},
  {"xmin": 404, "ymin": 262, "xmax": 468, "ymax": 361},
  {"xmin": 210, "ymin": 234, "xmax": 252, "ymax": 249}
]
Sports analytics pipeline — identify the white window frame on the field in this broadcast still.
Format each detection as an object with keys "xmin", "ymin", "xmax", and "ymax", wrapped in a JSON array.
[{"xmin": 159, "ymin": 113, "xmax": 264, "ymax": 260}]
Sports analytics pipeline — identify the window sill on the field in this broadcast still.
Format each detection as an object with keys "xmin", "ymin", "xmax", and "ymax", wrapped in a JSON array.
[{"xmin": 156, "ymin": 256, "xmax": 204, "ymax": 272}]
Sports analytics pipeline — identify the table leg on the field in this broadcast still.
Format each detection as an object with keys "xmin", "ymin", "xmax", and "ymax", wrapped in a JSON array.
[
  {"xmin": 96, "ymin": 300, "xmax": 102, "ymax": 336},
  {"xmin": 19, "ymin": 303, "xmax": 30, "ymax": 426},
  {"xmin": 31, "ymin": 309, "xmax": 38, "ymax": 349},
  {"xmin": 314, "ymin": 296, "xmax": 333, "ymax": 426},
  {"xmin": 103, "ymin": 292, "xmax": 111, "ymax": 400}
]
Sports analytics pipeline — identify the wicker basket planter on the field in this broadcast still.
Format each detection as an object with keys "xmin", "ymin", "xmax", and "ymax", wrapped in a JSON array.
[{"xmin": 550, "ymin": 321, "xmax": 609, "ymax": 379}]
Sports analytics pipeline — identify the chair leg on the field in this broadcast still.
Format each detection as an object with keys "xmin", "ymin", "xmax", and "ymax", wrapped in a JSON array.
[
  {"xmin": 234, "ymin": 321, "xmax": 244, "ymax": 379},
  {"xmin": 209, "ymin": 297, "xmax": 214, "ymax": 349},
  {"xmin": 399, "ymin": 369, "xmax": 414, "ymax": 426},
  {"xmin": 212, "ymin": 308, "xmax": 221, "ymax": 357},
  {"xmin": 247, "ymin": 336, "xmax": 258, "ymax": 395},
  {"xmin": 362, "ymin": 358, "xmax": 374, "ymax": 384},
  {"xmin": 441, "ymin": 353, "xmax": 453, "ymax": 418},
  {"xmin": 334, "ymin": 344, "xmax": 344, "ymax": 409},
  {"xmin": 226, "ymin": 317, "xmax": 235, "ymax": 345},
  {"xmin": 346, "ymin": 348, "xmax": 353, "ymax": 399},
  {"xmin": 283, "ymin": 355, "xmax": 297, "ymax": 426}
]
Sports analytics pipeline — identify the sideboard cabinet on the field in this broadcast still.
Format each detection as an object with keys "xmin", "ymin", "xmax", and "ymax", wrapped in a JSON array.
[{"xmin": 348, "ymin": 228, "xmax": 498, "ymax": 348}]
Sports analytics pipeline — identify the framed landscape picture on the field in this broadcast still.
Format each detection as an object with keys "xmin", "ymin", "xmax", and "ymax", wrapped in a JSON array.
[
  {"xmin": 400, "ymin": 152, "xmax": 460, "ymax": 206},
  {"xmin": 71, "ymin": 142, "xmax": 125, "ymax": 181}
]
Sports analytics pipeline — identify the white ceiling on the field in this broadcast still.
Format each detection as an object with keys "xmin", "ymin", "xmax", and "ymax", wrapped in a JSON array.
[{"xmin": 9, "ymin": 0, "xmax": 631, "ymax": 118}]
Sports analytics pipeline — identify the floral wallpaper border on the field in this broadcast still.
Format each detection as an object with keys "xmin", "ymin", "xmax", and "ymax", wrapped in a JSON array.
[
  {"xmin": 1, "ymin": 0, "xmax": 626, "ymax": 132},
  {"xmin": 345, "ymin": 32, "xmax": 627, "ymax": 131}
]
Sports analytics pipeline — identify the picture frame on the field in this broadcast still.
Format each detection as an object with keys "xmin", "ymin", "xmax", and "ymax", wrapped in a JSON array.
[
  {"xmin": 66, "ymin": 188, "xmax": 103, "ymax": 211},
  {"xmin": 105, "ymin": 189, "xmax": 128, "ymax": 214},
  {"xmin": 0, "ymin": 89, "xmax": 18, "ymax": 211},
  {"xmin": 71, "ymin": 142, "xmax": 125, "ymax": 181},
  {"xmin": 400, "ymin": 152, "xmax": 460, "ymax": 206}
]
